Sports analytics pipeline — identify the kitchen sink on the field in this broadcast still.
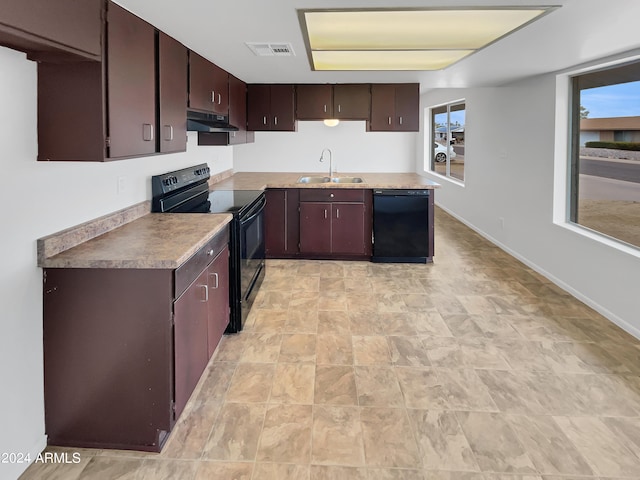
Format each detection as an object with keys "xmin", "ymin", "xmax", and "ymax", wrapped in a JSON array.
[
  {"xmin": 331, "ymin": 177, "xmax": 364, "ymax": 183},
  {"xmin": 297, "ymin": 176, "xmax": 331, "ymax": 184}
]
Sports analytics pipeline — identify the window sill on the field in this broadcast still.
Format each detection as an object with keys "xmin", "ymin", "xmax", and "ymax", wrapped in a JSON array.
[
  {"xmin": 425, "ymin": 170, "xmax": 465, "ymax": 187},
  {"xmin": 556, "ymin": 221, "xmax": 640, "ymax": 259}
]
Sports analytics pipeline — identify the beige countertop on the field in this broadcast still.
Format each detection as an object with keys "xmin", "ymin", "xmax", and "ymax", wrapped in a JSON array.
[
  {"xmin": 40, "ymin": 213, "xmax": 232, "ymax": 269},
  {"xmin": 210, "ymin": 172, "xmax": 440, "ymax": 190}
]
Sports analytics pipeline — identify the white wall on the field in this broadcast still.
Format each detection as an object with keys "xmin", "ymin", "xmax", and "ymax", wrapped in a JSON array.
[
  {"xmin": 0, "ymin": 46, "xmax": 232, "ymax": 480},
  {"xmin": 234, "ymin": 120, "xmax": 416, "ymax": 173},
  {"xmin": 420, "ymin": 72, "xmax": 640, "ymax": 338}
]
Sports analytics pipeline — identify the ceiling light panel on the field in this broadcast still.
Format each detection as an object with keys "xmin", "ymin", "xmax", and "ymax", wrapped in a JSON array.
[
  {"xmin": 299, "ymin": 7, "xmax": 556, "ymax": 71},
  {"xmin": 312, "ymin": 50, "xmax": 474, "ymax": 71}
]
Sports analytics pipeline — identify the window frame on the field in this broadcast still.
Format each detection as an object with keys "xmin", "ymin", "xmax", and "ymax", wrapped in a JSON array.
[
  {"xmin": 554, "ymin": 55, "xmax": 640, "ymax": 257},
  {"xmin": 427, "ymin": 99, "xmax": 466, "ymax": 185}
]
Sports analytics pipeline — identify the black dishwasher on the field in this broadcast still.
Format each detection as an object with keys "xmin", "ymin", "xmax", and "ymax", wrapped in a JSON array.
[{"xmin": 372, "ymin": 189, "xmax": 433, "ymax": 263}]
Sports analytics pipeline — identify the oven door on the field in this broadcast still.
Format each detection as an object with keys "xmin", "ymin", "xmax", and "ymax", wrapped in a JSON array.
[{"xmin": 236, "ymin": 194, "xmax": 266, "ymax": 331}]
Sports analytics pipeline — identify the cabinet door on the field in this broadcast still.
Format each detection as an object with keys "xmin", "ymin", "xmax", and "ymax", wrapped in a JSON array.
[
  {"xmin": 270, "ymin": 85, "xmax": 296, "ymax": 131},
  {"xmin": 158, "ymin": 32, "xmax": 187, "ymax": 153},
  {"xmin": 296, "ymin": 84, "xmax": 332, "ymax": 119},
  {"xmin": 265, "ymin": 189, "xmax": 287, "ymax": 257},
  {"xmin": 395, "ymin": 83, "xmax": 420, "ymax": 131},
  {"xmin": 211, "ymin": 63, "xmax": 229, "ymax": 115},
  {"xmin": 332, "ymin": 203, "xmax": 367, "ymax": 255},
  {"xmin": 247, "ymin": 84, "xmax": 271, "ymax": 130},
  {"xmin": 299, "ymin": 202, "xmax": 332, "ymax": 254},
  {"xmin": 228, "ymin": 75, "xmax": 247, "ymax": 131},
  {"xmin": 107, "ymin": 3, "xmax": 156, "ymax": 158},
  {"xmin": 189, "ymin": 51, "xmax": 217, "ymax": 113},
  {"xmin": 0, "ymin": 0, "xmax": 103, "ymax": 60},
  {"xmin": 334, "ymin": 84, "xmax": 371, "ymax": 120},
  {"xmin": 207, "ymin": 247, "xmax": 230, "ymax": 358},
  {"xmin": 174, "ymin": 268, "xmax": 210, "ymax": 418},
  {"xmin": 369, "ymin": 84, "xmax": 396, "ymax": 131}
]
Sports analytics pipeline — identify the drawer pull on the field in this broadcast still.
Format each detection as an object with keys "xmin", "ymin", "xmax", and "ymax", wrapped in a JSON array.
[
  {"xmin": 207, "ymin": 249, "xmax": 215, "ymax": 256},
  {"xmin": 330, "ymin": 193, "xmax": 334, "ymax": 198},
  {"xmin": 200, "ymin": 284, "xmax": 208, "ymax": 302},
  {"xmin": 210, "ymin": 272, "xmax": 219, "ymax": 289}
]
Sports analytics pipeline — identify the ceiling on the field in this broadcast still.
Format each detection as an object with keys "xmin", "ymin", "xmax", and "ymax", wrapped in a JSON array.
[{"xmin": 115, "ymin": 0, "xmax": 640, "ymax": 92}]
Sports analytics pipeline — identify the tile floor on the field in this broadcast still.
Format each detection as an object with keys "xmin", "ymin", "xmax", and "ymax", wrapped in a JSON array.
[{"xmin": 20, "ymin": 208, "xmax": 640, "ymax": 480}]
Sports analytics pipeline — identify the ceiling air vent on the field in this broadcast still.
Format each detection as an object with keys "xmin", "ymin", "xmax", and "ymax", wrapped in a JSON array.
[{"xmin": 246, "ymin": 42, "xmax": 295, "ymax": 57}]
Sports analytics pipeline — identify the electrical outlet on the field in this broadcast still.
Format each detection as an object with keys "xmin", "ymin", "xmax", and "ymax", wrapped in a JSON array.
[
  {"xmin": 117, "ymin": 176, "xmax": 127, "ymax": 194},
  {"xmin": 498, "ymin": 217, "xmax": 505, "ymax": 229}
]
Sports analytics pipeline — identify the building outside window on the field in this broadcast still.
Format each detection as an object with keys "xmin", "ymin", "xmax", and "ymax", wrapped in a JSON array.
[
  {"xmin": 569, "ymin": 61, "xmax": 640, "ymax": 249},
  {"xmin": 429, "ymin": 101, "xmax": 465, "ymax": 182}
]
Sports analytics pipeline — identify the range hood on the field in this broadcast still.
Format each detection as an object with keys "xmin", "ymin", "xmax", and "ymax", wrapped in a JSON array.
[{"xmin": 186, "ymin": 111, "xmax": 239, "ymax": 133}]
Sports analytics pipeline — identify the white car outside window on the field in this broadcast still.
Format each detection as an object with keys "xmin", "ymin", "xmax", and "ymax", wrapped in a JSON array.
[{"xmin": 434, "ymin": 143, "xmax": 456, "ymax": 163}]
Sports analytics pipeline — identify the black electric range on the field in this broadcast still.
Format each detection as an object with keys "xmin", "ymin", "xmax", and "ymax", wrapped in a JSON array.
[{"xmin": 151, "ymin": 165, "xmax": 265, "ymax": 333}]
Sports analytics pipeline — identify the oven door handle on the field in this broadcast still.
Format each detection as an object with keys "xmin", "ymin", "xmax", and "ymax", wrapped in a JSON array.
[{"xmin": 240, "ymin": 195, "xmax": 266, "ymax": 226}]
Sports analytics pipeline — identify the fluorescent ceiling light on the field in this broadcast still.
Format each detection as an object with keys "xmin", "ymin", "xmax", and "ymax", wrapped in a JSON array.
[
  {"xmin": 300, "ymin": 7, "xmax": 555, "ymax": 71},
  {"xmin": 312, "ymin": 50, "xmax": 474, "ymax": 71}
]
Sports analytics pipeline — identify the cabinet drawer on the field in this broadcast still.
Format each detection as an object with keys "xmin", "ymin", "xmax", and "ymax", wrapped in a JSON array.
[
  {"xmin": 299, "ymin": 188, "xmax": 365, "ymax": 203},
  {"xmin": 175, "ymin": 228, "xmax": 228, "ymax": 298}
]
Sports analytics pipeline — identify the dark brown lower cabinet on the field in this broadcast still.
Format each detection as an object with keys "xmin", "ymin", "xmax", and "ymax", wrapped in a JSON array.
[
  {"xmin": 43, "ymin": 228, "xmax": 229, "ymax": 452},
  {"xmin": 265, "ymin": 189, "xmax": 300, "ymax": 258},
  {"xmin": 298, "ymin": 189, "xmax": 372, "ymax": 259}
]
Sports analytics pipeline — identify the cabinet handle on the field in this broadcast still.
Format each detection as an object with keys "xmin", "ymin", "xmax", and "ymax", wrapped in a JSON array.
[
  {"xmin": 200, "ymin": 284, "xmax": 209, "ymax": 302},
  {"xmin": 274, "ymin": 116, "xmax": 278, "ymax": 126},
  {"xmin": 218, "ymin": 93, "xmax": 221, "ymax": 105},
  {"xmin": 207, "ymin": 249, "xmax": 215, "ymax": 256},
  {"xmin": 210, "ymin": 272, "xmax": 219, "ymax": 289},
  {"xmin": 164, "ymin": 125, "xmax": 173, "ymax": 141},
  {"xmin": 263, "ymin": 116, "xmax": 267, "ymax": 125},
  {"xmin": 399, "ymin": 116, "xmax": 403, "ymax": 125},
  {"xmin": 324, "ymin": 104, "xmax": 327, "ymax": 113},
  {"xmin": 338, "ymin": 104, "xmax": 341, "ymax": 113},
  {"xmin": 211, "ymin": 91, "xmax": 215, "ymax": 103},
  {"xmin": 388, "ymin": 116, "xmax": 392, "ymax": 125},
  {"xmin": 336, "ymin": 208, "xmax": 340, "ymax": 219},
  {"xmin": 143, "ymin": 123, "xmax": 154, "ymax": 141},
  {"xmin": 330, "ymin": 193, "xmax": 334, "ymax": 198},
  {"xmin": 324, "ymin": 209, "xmax": 327, "ymax": 219}
]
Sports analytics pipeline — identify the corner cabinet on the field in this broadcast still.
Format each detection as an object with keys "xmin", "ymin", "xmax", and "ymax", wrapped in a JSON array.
[
  {"xmin": 247, "ymin": 84, "xmax": 296, "ymax": 131},
  {"xmin": 42, "ymin": 228, "xmax": 229, "ymax": 451},
  {"xmin": 368, "ymin": 83, "xmax": 419, "ymax": 132},
  {"xmin": 37, "ymin": 2, "xmax": 188, "ymax": 161},
  {"xmin": 299, "ymin": 189, "xmax": 372, "ymax": 258}
]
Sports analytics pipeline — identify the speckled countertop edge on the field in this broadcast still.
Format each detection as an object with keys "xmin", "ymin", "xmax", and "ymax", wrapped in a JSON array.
[
  {"xmin": 210, "ymin": 172, "xmax": 440, "ymax": 191},
  {"xmin": 39, "ymin": 213, "xmax": 232, "ymax": 269}
]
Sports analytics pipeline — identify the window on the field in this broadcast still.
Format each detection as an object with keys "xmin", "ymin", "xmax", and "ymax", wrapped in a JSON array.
[
  {"xmin": 430, "ymin": 101, "xmax": 465, "ymax": 182},
  {"xmin": 569, "ymin": 61, "xmax": 640, "ymax": 249}
]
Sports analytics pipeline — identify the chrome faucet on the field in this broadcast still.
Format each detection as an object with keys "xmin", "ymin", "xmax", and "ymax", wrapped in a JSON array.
[{"xmin": 319, "ymin": 148, "xmax": 334, "ymax": 177}]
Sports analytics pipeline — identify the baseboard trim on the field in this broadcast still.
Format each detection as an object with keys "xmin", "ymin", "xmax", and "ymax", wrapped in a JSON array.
[{"xmin": 435, "ymin": 203, "xmax": 640, "ymax": 340}]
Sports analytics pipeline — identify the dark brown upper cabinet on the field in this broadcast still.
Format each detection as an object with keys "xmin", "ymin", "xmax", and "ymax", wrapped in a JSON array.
[
  {"xmin": 37, "ymin": 2, "xmax": 187, "ymax": 161},
  {"xmin": 296, "ymin": 84, "xmax": 370, "ymax": 120},
  {"xmin": 188, "ymin": 51, "xmax": 229, "ymax": 116},
  {"xmin": 106, "ymin": 2, "xmax": 156, "ymax": 158},
  {"xmin": 158, "ymin": 32, "xmax": 188, "ymax": 153},
  {"xmin": 198, "ymin": 74, "xmax": 255, "ymax": 146},
  {"xmin": 333, "ymin": 84, "xmax": 371, "ymax": 119},
  {"xmin": 247, "ymin": 84, "xmax": 296, "ymax": 131},
  {"xmin": 296, "ymin": 84, "xmax": 332, "ymax": 120},
  {"xmin": 0, "ymin": 0, "xmax": 103, "ymax": 61},
  {"xmin": 369, "ymin": 83, "xmax": 419, "ymax": 132}
]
